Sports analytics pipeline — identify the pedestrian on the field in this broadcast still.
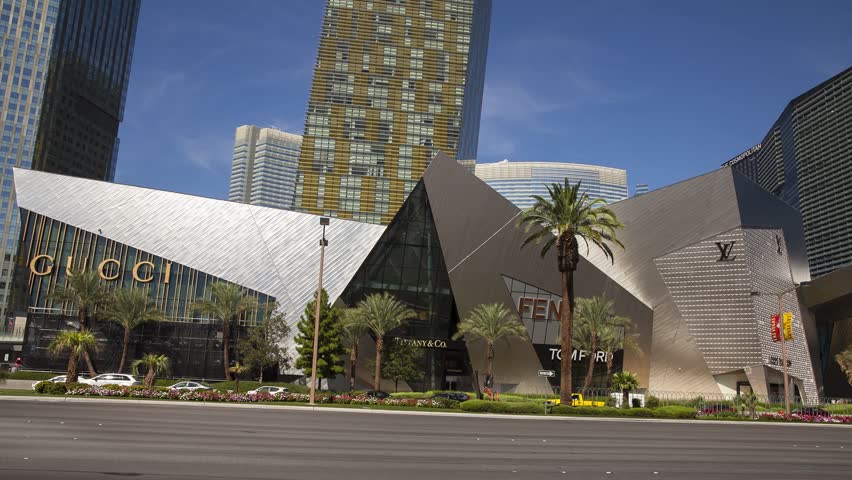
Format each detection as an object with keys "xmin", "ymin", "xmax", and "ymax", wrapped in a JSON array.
[{"xmin": 12, "ymin": 357, "xmax": 22, "ymax": 372}]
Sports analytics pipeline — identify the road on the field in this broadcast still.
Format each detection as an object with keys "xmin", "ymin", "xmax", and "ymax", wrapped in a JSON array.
[{"xmin": 0, "ymin": 399, "xmax": 850, "ymax": 480}]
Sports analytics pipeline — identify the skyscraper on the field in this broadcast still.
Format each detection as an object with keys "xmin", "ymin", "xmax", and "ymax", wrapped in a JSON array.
[
  {"xmin": 0, "ymin": 0, "xmax": 140, "ymax": 319},
  {"xmin": 228, "ymin": 125, "xmax": 303, "ymax": 210},
  {"xmin": 724, "ymin": 67, "xmax": 852, "ymax": 277},
  {"xmin": 474, "ymin": 160, "xmax": 629, "ymax": 209},
  {"xmin": 293, "ymin": 0, "xmax": 492, "ymax": 224},
  {"xmin": 634, "ymin": 184, "xmax": 649, "ymax": 196}
]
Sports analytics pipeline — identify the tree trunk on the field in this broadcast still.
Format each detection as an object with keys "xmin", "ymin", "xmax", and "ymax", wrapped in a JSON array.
[
  {"xmin": 79, "ymin": 307, "xmax": 97, "ymax": 377},
  {"xmin": 223, "ymin": 318, "xmax": 232, "ymax": 381},
  {"xmin": 395, "ymin": 379, "xmax": 399, "ymax": 392},
  {"xmin": 622, "ymin": 388, "xmax": 629, "ymax": 409},
  {"xmin": 259, "ymin": 367, "xmax": 263, "ymax": 383},
  {"xmin": 486, "ymin": 341, "xmax": 494, "ymax": 383},
  {"xmin": 350, "ymin": 344, "xmax": 358, "ymax": 392},
  {"xmin": 606, "ymin": 356, "xmax": 613, "ymax": 387},
  {"xmin": 234, "ymin": 374, "xmax": 239, "ymax": 393},
  {"xmin": 66, "ymin": 352, "xmax": 78, "ymax": 386},
  {"xmin": 145, "ymin": 369, "xmax": 155, "ymax": 389},
  {"xmin": 118, "ymin": 328, "xmax": 130, "ymax": 373},
  {"xmin": 83, "ymin": 351, "xmax": 97, "ymax": 378},
  {"xmin": 374, "ymin": 336, "xmax": 383, "ymax": 390},
  {"xmin": 559, "ymin": 269, "xmax": 575, "ymax": 404},
  {"xmin": 582, "ymin": 334, "xmax": 597, "ymax": 396}
]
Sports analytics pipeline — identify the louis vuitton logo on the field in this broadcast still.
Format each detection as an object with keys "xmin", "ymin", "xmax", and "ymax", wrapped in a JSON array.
[{"xmin": 716, "ymin": 241, "xmax": 737, "ymax": 262}]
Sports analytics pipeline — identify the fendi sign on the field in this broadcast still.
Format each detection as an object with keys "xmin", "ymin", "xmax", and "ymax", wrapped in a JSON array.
[{"xmin": 29, "ymin": 254, "xmax": 172, "ymax": 283}]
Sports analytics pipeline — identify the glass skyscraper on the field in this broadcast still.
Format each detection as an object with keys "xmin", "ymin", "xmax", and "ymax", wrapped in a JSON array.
[
  {"xmin": 0, "ymin": 0, "xmax": 140, "ymax": 321},
  {"xmin": 726, "ymin": 67, "xmax": 852, "ymax": 277},
  {"xmin": 474, "ymin": 160, "xmax": 629, "ymax": 209},
  {"xmin": 228, "ymin": 125, "xmax": 303, "ymax": 210},
  {"xmin": 293, "ymin": 0, "xmax": 492, "ymax": 224}
]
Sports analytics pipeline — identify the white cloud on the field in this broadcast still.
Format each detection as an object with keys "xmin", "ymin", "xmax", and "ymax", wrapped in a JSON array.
[
  {"xmin": 138, "ymin": 71, "xmax": 187, "ymax": 112},
  {"xmin": 175, "ymin": 133, "xmax": 234, "ymax": 172}
]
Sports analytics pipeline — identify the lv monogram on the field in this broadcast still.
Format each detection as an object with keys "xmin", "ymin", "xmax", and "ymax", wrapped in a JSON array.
[{"xmin": 716, "ymin": 241, "xmax": 737, "ymax": 262}]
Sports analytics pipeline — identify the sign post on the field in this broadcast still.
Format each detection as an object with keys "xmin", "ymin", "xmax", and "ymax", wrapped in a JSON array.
[{"xmin": 539, "ymin": 370, "xmax": 555, "ymax": 415}]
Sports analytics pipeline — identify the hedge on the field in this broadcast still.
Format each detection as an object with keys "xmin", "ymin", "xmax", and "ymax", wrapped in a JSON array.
[
  {"xmin": 653, "ymin": 406, "xmax": 697, "ymax": 419},
  {"xmin": 551, "ymin": 406, "xmax": 622, "ymax": 416}
]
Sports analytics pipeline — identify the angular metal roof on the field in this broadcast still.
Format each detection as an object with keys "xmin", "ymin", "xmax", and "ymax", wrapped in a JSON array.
[{"xmin": 12, "ymin": 168, "xmax": 385, "ymax": 361}]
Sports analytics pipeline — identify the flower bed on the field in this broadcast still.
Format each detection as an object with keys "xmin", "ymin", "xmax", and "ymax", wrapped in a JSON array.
[
  {"xmin": 64, "ymin": 386, "xmax": 458, "ymax": 409},
  {"xmin": 757, "ymin": 412, "xmax": 852, "ymax": 424}
]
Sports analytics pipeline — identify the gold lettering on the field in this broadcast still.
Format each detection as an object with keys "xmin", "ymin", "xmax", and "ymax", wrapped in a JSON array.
[
  {"xmin": 97, "ymin": 258, "xmax": 121, "ymax": 281},
  {"xmin": 533, "ymin": 298, "xmax": 547, "ymax": 320},
  {"xmin": 132, "ymin": 261, "xmax": 155, "ymax": 283},
  {"xmin": 65, "ymin": 256, "xmax": 74, "ymax": 276},
  {"xmin": 29, "ymin": 254, "xmax": 54, "ymax": 276},
  {"xmin": 164, "ymin": 261, "xmax": 172, "ymax": 284}
]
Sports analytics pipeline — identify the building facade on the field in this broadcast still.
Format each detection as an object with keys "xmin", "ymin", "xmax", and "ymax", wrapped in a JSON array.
[
  {"xmin": 724, "ymin": 67, "xmax": 852, "ymax": 277},
  {"xmin": 228, "ymin": 125, "xmax": 303, "ymax": 210},
  {"xmin": 293, "ymin": 0, "xmax": 492, "ymax": 224},
  {"xmin": 0, "ymin": 0, "xmax": 139, "ymax": 327},
  {"xmin": 11, "ymin": 153, "xmax": 833, "ymax": 401},
  {"xmin": 474, "ymin": 160, "xmax": 628, "ymax": 209},
  {"xmin": 634, "ymin": 184, "xmax": 648, "ymax": 196}
]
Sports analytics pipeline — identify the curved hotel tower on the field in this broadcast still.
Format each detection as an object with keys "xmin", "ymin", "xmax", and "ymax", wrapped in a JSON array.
[{"xmin": 474, "ymin": 160, "xmax": 628, "ymax": 208}]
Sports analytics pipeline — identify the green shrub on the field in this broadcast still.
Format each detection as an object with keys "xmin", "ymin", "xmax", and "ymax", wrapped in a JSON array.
[
  {"xmin": 36, "ymin": 382, "xmax": 67, "ymax": 395},
  {"xmin": 605, "ymin": 396, "xmax": 617, "ymax": 407},
  {"xmin": 8, "ymin": 371, "xmax": 57, "ymax": 381},
  {"xmin": 66, "ymin": 382, "xmax": 86, "ymax": 390},
  {"xmin": 653, "ymin": 406, "xmax": 696, "ymax": 419},
  {"xmin": 504, "ymin": 402, "xmax": 545, "ymax": 414},
  {"xmin": 390, "ymin": 392, "xmax": 431, "ymax": 399},
  {"xmin": 645, "ymin": 395, "xmax": 660, "ymax": 409},
  {"xmin": 460, "ymin": 400, "xmax": 511, "ymax": 413},
  {"xmin": 551, "ymin": 406, "xmax": 621, "ymax": 416},
  {"xmin": 100, "ymin": 384, "xmax": 124, "ymax": 390},
  {"xmin": 620, "ymin": 407, "xmax": 654, "ymax": 418}
]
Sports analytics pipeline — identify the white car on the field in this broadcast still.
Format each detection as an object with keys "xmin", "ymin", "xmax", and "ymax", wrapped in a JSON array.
[
  {"xmin": 247, "ymin": 385, "xmax": 289, "ymax": 395},
  {"xmin": 31, "ymin": 374, "xmax": 89, "ymax": 389},
  {"xmin": 80, "ymin": 373, "xmax": 140, "ymax": 387},
  {"xmin": 168, "ymin": 381, "xmax": 213, "ymax": 391}
]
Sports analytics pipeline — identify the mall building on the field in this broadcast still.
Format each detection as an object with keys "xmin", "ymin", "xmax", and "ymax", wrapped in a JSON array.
[{"xmin": 7, "ymin": 153, "xmax": 846, "ymax": 400}]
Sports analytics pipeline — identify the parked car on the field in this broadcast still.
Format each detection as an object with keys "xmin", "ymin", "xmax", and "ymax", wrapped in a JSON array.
[
  {"xmin": 80, "ymin": 373, "xmax": 140, "ymax": 387},
  {"xmin": 31, "ymin": 374, "xmax": 88, "ymax": 389},
  {"xmin": 247, "ymin": 385, "xmax": 289, "ymax": 395},
  {"xmin": 365, "ymin": 390, "xmax": 390, "ymax": 399},
  {"xmin": 432, "ymin": 392, "xmax": 470, "ymax": 402},
  {"xmin": 792, "ymin": 407, "xmax": 831, "ymax": 417},
  {"xmin": 167, "ymin": 381, "xmax": 213, "ymax": 391}
]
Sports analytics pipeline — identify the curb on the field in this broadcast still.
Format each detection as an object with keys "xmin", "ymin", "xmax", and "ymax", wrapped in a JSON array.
[{"xmin": 0, "ymin": 395, "xmax": 848, "ymax": 428}]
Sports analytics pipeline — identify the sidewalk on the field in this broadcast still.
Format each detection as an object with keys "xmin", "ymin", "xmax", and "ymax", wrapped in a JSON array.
[{"xmin": 0, "ymin": 380, "xmax": 34, "ymax": 390}]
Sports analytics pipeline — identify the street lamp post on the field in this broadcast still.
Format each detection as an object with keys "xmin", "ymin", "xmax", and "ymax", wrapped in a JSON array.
[
  {"xmin": 309, "ymin": 217, "xmax": 330, "ymax": 405},
  {"xmin": 751, "ymin": 284, "xmax": 798, "ymax": 415}
]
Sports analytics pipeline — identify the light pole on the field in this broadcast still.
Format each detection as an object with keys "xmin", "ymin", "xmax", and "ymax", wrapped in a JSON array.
[
  {"xmin": 309, "ymin": 217, "xmax": 330, "ymax": 405},
  {"xmin": 751, "ymin": 284, "xmax": 798, "ymax": 415}
]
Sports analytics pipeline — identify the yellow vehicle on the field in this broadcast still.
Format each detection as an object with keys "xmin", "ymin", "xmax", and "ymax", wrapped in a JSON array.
[{"xmin": 546, "ymin": 393, "xmax": 605, "ymax": 407}]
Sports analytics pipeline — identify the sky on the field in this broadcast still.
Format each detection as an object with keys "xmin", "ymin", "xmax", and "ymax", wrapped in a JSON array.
[{"xmin": 115, "ymin": 0, "xmax": 852, "ymax": 199}]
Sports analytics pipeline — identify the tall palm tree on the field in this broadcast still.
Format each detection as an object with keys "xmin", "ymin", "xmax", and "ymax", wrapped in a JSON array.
[
  {"xmin": 573, "ymin": 296, "xmax": 632, "ymax": 395},
  {"xmin": 49, "ymin": 267, "xmax": 110, "ymax": 377},
  {"xmin": 103, "ymin": 287, "xmax": 166, "ymax": 373},
  {"xmin": 611, "ymin": 371, "xmax": 639, "ymax": 409},
  {"xmin": 836, "ymin": 345, "xmax": 852, "ymax": 386},
  {"xmin": 131, "ymin": 354, "xmax": 170, "ymax": 389},
  {"xmin": 357, "ymin": 293, "xmax": 414, "ymax": 390},
  {"xmin": 228, "ymin": 362, "xmax": 248, "ymax": 393},
  {"xmin": 595, "ymin": 324, "xmax": 641, "ymax": 385},
  {"xmin": 519, "ymin": 180, "xmax": 624, "ymax": 403},
  {"xmin": 192, "ymin": 282, "xmax": 258, "ymax": 380},
  {"xmin": 341, "ymin": 308, "xmax": 369, "ymax": 392},
  {"xmin": 48, "ymin": 330, "xmax": 99, "ymax": 386},
  {"xmin": 452, "ymin": 303, "xmax": 528, "ymax": 389}
]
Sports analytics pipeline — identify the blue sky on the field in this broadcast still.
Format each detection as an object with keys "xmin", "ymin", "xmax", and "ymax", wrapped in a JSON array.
[{"xmin": 115, "ymin": 0, "xmax": 852, "ymax": 198}]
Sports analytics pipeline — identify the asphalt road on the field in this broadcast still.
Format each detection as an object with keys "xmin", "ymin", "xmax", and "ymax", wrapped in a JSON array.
[{"xmin": 1, "ymin": 399, "xmax": 850, "ymax": 480}]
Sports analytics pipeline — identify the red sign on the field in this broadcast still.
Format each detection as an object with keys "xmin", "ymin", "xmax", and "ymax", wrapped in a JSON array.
[{"xmin": 771, "ymin": 315, "xmax": 781, "ymax": 342}]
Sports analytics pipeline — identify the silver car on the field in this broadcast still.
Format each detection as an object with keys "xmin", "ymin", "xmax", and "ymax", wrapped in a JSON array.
[
  {"xmin": 247, "ymin": 385, "xmax": 289, "ymax": 395},
  {"xmin": 80, "ymin": 373, "xmax": 140, "ymax": 387},
  {"xmin": 168, "ymin": 381, "xmax": 213, "ymax": 392}
]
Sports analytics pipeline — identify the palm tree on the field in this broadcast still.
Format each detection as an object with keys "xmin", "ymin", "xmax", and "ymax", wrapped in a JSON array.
[
  {"xmin": 519, "ymin": 180, "xmax": 624, "ymax": 403},
  {"xmin": 736, "ymin": 391, "xmax": 758, "ymax": 419},
  {"xmin": 131, "ymin": 354, "xmax": 170, "ymax": 389},
  {"xmin": 611, "ymin": 371, "xmax": 639, "ymax": 408},
  {"xmin": 452, "ymin": 303, "xmax": 528, "ymax": 389},
  {"xmin": 49, "ymin": 267, "xmax": 110, "ymax": 377},
  {"xmin": 48, "ymin": 330, "xmax": 99, "ymax": 386},
  {"xmin": 103, "ymin": 287, "xmax": 166, "ymax": 373},
  {"xmin": 341, "ymin": 308, "xmax": 369, "ymax": 392},
  {"xmin": 836, "ymin": 345, "xmax": 852, "ymax": 386},
  {"xmin": 192, "ymin": 282, "xmax": 258, "ymax": 380},
  {"xmin": 228, "ymin": 362, "xmax": 248, "ymax": 393},
  {"xmin": 596, "ymin": 324, "xmax": 641, "ymax": 385},
  {"xmin": 573, "ymin": 296, "xmax": 632, "ymax": 396},
  {"xmin": 356, "ymin": 293, "xmax": 414, "ymax": 390}
]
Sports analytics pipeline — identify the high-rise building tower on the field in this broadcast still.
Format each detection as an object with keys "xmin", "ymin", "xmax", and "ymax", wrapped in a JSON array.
[
  {"xmin": 293, "ymin": 0, "xmax": 492, "ymax": 224},
  {"xmin": 634, "ymin": 184, "xmax": 649, "ymax": 196},
  {"xmin": 724, "ymin": 67, "xmax": 852, "ymax": 277},
  {"xmin": 474, "ymin": 160, "xmax": 629, "ymax": 209},
  {"xmin": 0, "ymin": 0, "xmax": 140, "ymax": 319},
  {"xmin": 228, "ymin": 125, "xmax": 303, "ymax": 210}
]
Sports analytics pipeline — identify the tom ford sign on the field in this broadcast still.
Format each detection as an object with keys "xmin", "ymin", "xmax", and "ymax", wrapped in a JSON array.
[{"xmin": 28, "ymin": 254, "xmax": 172, "ymax": 283}]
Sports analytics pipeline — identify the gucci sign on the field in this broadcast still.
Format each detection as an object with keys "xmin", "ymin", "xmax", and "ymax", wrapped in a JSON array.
[{"xmin": 28, "ymin": 254, "xmax": 171, "ymax": 283}]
